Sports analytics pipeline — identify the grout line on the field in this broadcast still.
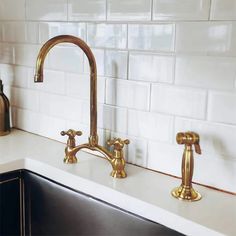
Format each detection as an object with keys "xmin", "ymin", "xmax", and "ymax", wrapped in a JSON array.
[
  {"xmin": 67, "ymin": 0, "xmax": 69, "ymax": 22},
  {"xmin": 126, "ymin": 50, "xmax": 130, "ymax": 80},
  {"xmin": 205, "ymin": 89, "xmax": 209, "ymax": 121},
  {"xmin": 208, "ymin": 0, "xmax": 212, "ymax": 21},
  {"xmin": 105, "ymin": 0, "xmax": 108, "ymax": 21},
  {"xmin": 150, "ymin": 0, "xmax": 154, "ymax": 21},
  {"xmin": 148, "ymin": 83, "xmax": 152, "ymax": 112}
]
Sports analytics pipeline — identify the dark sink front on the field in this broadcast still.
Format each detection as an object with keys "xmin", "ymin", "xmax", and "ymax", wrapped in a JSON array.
[{"xmin": 23, "ymin": 171, "xmax": 183, "ymax": 236}]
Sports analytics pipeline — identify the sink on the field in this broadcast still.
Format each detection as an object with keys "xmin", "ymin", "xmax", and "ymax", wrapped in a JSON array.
[{"xmin": 23, "ymin": 171, "xmax": 183, "ymax": 236}]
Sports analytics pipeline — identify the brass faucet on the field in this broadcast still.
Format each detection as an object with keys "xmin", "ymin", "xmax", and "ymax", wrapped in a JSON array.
[
  {"xmin": 171, "ymin": 131, "xmax": 202, "ymax": 201},
  {"xmin": 34, "ymin": 35, "xmax": 129, "ymax": 178}
]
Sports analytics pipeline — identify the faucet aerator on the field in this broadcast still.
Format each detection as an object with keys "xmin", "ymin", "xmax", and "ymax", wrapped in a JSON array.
[{"xmin": 34, "ymin": 74, "xmax": 43, "ymax": 83}]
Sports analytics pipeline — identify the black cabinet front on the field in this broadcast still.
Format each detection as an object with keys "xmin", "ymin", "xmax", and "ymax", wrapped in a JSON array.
[{"xmin": 0, "ymin": 171, "xmax": 22, "ymax": 236}]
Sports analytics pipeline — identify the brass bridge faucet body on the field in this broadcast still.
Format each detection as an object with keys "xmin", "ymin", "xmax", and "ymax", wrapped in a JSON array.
[
  {"xmin": 34, "ymin": 35, "xmax": 129, "ymax": 178},
  {"xmin": 171, "ymin": 131, "xmax": 202, "ymax": 201}
]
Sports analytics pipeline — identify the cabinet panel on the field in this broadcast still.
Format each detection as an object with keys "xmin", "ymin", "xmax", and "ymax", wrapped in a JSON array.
[{"xmin": 0, "ymin": 171, "xmax": 22, "ymax": 236}]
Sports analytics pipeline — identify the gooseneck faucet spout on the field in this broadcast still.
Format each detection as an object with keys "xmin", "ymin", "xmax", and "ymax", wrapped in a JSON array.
[
  {"xmin": 34, "ymin": 35, "xmax": 129, "ymax": 178},
  {"xmin": 34, "ymin": 35, "xmax": 98, "ymax": 146}
]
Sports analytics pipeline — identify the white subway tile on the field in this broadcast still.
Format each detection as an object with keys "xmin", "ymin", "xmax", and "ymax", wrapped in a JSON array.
[
  {"xmin": 148, "ymin": 141, "xmax": 182, "ymax": 177},
  {"xmin": 12, "ymin": 66, "xmax": 30, "ymax": 88},
  {"xmin": 128, "ymin": 110, "xmax": 173, "ymax": 142},
  {"xmin": 153, "ymin": 0, "xmax": 210, "ymax": 21},
  {"xmin": 176, "ymin": 22, "xmax": 236, "ymax": 55},
  {"xmin": 38, "ymin": 113, "xmax": 66, "ymax": 142},
  {"xmin": 27, "ymin": 22, "xmax": 39, "ymax": 44},
  {"xmin": 39, "ymin": 93, "xmax": 87, "ymax": 123},
  {"xmin": 26, "ymin": 0, "xmax": 67, "ymax": 21},
  {"xmin": 129, "ymin": 52, "xmax": 174, "ymax": 83},
  {"xmin": 29, "ymin": 69, "xmax": 65, "ymax": 95},
  {"xmin": 87, "ymin": 24, "xmax": 127, "ymax": 49},
  {"xmin": 48, "ymin": 46, "xmax": 84, "ymax": 73},
  {"xmin": 39, "ymin": 93, "xmax": 64, "ymax": 118},
  {"xmin": 39, "ymin": 23, "xmax": 86, "ymax": 43},
  {"xmin": 0, "ymin": 64, "xmax": 14, "ymax": 85},
  {"xmin": 127, "ymin": 136, "xmax": 147, "ymax": 167},
  {"xmin": 0, "ymin": 43, "xmax": 14, "ymax": 64},
  {"xmin": 98, "ymin": 105, "xmax": 127, "ymax": 133},
  {"xmin": 128, "ymin": 24, "xmax": 175, "ymax": 52},
  {"xmin": 151, "ymin": 84, "xmax": 207, "ymax": 119},
  {"xmin": 68, "ymin": 0, "xmax": 106, "ymax": 21},
  {"xmin": 2, "ymin": 22, "xmax": 38, "ymax": 44},
  {"xmin": 211, "ymin": 0, "xmax": 236, "ymax": 20},
  {"xmin": 66, "ymin": 73, "xmax": 105, "ymax": 103},
  {"xmin": 194, "ymin": 154, "xmax": 236, "ymax": 193},
  {"xmin": 84, "ymin": 48, "xmax": 105, "ymax": 76},
  {"xmin": 175, "ymin": 55, "xmax": 236, "ymax": 90},
  {"xmin": 11, "ymin": 87, "xmax": 40, "ymax": 112},
  {"xmin": 107, "ymin": 0, "xmax": 151, "ymax": 21},
  {"xmin": 208, "ymin": 91, "xmax": 236, "ymax": 125},
  {"xmin": 105, "ymin": 50, "xmax": 128, "ymax": 79},
  {"xmin": 14, "ymin": 44, "xmax": 40, "ymax": 67},
  {"xmin": 12, "ymin": 108, "xmax": 40, "ymax": 134},
  {"xmin": 175, "ymin": 117, "xmax": 236, "ymax": 160},
  {"xmin": 106, "ymin": 79, "xmax": 150, "ymax": 110},
  {"xmin": 2, "ymin": 22, "xmax": 26, "ymax": 43},
  {"xmin": 0, "ymin": 0, "xmax": 25, "ymax": 20}
]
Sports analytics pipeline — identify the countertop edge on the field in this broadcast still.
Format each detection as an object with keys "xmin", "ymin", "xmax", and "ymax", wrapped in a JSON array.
[{"xmin": 0, "ymin": 158, "xmax": 225, "ymax": 236}]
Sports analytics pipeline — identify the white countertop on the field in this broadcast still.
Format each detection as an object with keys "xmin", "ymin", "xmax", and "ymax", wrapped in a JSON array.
[{"xmin": 0, "ymin": 129, "xmax": 235, "ymax": 236}]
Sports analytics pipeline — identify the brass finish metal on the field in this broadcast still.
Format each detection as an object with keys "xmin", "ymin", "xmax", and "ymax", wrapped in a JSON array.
[
  {"xmin": 107, "ymin": 138, "xmax": 130, "ymax": 178},
  {"xmin": 34, "ymin": 35, "xmax": 129, "ymax": 178},
  {"xmin": 0, "ymin": 79, "xmax": 10, "ymax": 136},
  {"xmin": 171, "ymin": 132, "xmax": 202, "ymax": 202},
  {"xmin": 60, "ymin": 129, "xmax": 82, "ymax": 163}
]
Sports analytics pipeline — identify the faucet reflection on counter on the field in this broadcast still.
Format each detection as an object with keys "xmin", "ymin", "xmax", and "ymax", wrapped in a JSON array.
[
  {"xmin": 34, "ymin": 35, "xmax": 130, "ymax": 178},
  {"xmin": 171, "ymin": 131, "xmax": 202, "ymax": 202}
]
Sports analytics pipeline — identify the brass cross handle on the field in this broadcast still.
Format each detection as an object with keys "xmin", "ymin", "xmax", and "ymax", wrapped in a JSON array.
[
  {"xmin": 60, "ymin": 129, "xmax": 83, "ymax": 149},
  {"xmin": 60, "ymin": 129, "xmax": 83, "ymax": 164},
  {"xmin": 176, "ymin": 131, "xmax": 201, "ymax": 154},
  {"xmin": 61, "ymin": 129, "xmax": 82, "ymax": 139},
  {"xmin": 107, "ymin": 138, "xmax": 130, "ymax": 178},
  {"xmin": 107, "ymin": 138, "xmax": 130, "ymax": 151}
]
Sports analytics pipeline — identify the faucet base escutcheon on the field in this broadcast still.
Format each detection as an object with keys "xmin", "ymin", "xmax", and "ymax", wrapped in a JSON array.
[{"xmin": 171, "ymin": 185, "xmax": 201, "ymax": 202}]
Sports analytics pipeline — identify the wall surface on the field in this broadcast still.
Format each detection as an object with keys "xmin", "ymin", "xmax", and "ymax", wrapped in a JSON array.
[{"xmin": 0, "ymin": 0, "xmax": 236, "ymax": 193}]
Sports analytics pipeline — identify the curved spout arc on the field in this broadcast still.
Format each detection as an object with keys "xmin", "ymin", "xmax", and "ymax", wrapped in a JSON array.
[
  {"xmin": 34, "ymin": 35, "xmax": 97, "ymax": 81},
  {"xmin": 71, "ymin": 144, "xmax": 113, "ymax": 162},
  {"xmin": 34, "ymin": 35, "xmax": 98, "ymax": 141}
]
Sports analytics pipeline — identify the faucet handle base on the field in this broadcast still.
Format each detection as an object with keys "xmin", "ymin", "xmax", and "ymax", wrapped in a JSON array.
[
  {"xmin": 110, "ymin": 169, "xmax": 127, "ymax": 178},
  {"xmin": 64, "ymin": 155, "xmax": 77, "ymax": 164},
  {"xmin": 171, "ymin": 185, "xmax": 201, "ymax": 202}
]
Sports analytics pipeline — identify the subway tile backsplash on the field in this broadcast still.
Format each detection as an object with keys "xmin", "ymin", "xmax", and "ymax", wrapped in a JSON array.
[
  {"xmin": 153, "ymin": 0, "xmax": 211, "ymax": 21},
  {"xmin": 0, "ymin": 0, "xmax": 236, "ymax": 193}
]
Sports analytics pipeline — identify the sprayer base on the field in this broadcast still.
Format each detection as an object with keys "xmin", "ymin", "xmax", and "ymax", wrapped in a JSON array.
[{"xmin": 171, "ymin": 185, "xmax": 202, "ymax": 202}]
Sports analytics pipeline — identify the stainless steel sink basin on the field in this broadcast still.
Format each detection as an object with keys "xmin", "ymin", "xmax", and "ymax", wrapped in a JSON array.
[{"xmin": 24, "ymin": 171, "xmax": 183, "ymax": 236}]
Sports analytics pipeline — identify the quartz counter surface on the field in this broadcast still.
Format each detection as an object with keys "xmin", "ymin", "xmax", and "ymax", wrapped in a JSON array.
[{"xmin": 0, "ymin": 129, "xmax": 235, "ymax": 236}]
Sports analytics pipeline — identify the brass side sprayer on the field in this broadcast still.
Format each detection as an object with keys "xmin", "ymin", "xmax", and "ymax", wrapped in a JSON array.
[
  {"xmin": 171, "ymin": 131, "xmax": 202, "ymax": 201},
  {"xmin": 34, "ymin": 35, "xmax": 129, "ymax": 178}
]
